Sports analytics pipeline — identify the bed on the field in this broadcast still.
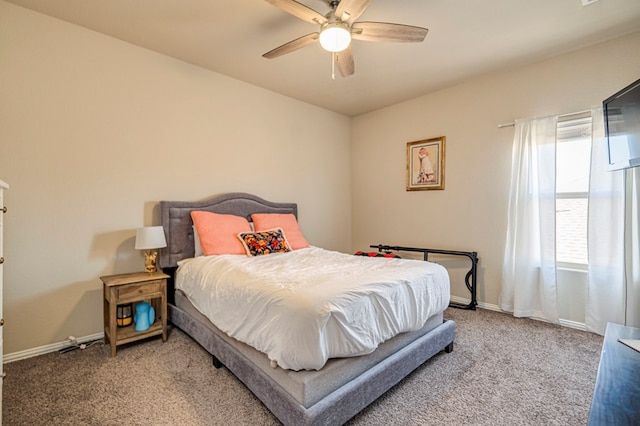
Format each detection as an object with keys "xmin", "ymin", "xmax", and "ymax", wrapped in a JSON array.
[{"xmin": 159, "ymin": 192, "xmax": 456, "ymax": 425}]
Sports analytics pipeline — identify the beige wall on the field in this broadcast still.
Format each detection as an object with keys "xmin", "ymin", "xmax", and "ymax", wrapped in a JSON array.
[
  {"xmin": 2, "ymin": 1, "xmax": 640, "ymax": 356},
  {"xmin": 351, "ymin": 31, "xmax": 640, "ymax": 319},
  {"xmin": 0, "ymin": 2, "xmax": 351, "ymax": 354}
]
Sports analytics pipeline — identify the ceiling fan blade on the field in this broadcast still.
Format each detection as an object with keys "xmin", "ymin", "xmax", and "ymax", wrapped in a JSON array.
[
  {"xmin": 263, "ymin": 33, "xmax": 320, "ymax": 59},
  {"xmin": 334, "ymin": 0, "xmax": 372, "ymax": 23},
  {"xmin": 335, "ymin": 46, "xmax": 355, "ymax": 77},
  {"xmin": 264, "ymin": 0, "xmax": 328, "ymax": 25},
  {"xmin": 351, "ymin": 22, "xmax": 429, "ymax": 42}
]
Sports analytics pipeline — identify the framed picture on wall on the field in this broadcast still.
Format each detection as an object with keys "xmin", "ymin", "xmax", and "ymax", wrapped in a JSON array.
[{"xmin": 406, "ymin": 136, "xmax": 446, "ymax": 191}]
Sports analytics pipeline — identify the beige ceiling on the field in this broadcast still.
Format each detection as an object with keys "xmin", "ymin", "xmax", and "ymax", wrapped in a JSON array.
[{"xmin": 6, "ymin": 0, "xmax": 640, "ymax": 116}]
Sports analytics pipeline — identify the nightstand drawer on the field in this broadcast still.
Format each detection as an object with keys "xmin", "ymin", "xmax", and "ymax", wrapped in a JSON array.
[{"xmin": 117, "ymin": 280, "xmax": 162, "ymax": 299}]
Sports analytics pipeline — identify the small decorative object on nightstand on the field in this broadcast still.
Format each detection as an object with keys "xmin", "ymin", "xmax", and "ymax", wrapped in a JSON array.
[
  {"xmin": 135, "ymin": 226, "xmax": 167, "ymax": 273},
  {"xmin": 134, "ymin": 301, "xmax": 155, "ymax": 332},
  {"xmin": 101, "ymin": 271, "xmax": 168, "ymax": 357},
  {"xmin": 116, "ymin": 303, "xmax": 133, "ymax": 327}
]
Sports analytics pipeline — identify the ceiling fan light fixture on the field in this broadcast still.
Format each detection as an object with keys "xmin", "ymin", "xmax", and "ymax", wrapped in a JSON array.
[{"xmin": 319, "ymin": 22, "xmax": 351, "ymax": 52}]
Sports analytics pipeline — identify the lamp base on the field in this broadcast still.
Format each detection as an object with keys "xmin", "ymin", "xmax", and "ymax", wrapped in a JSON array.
[{"xmin": 144, "ymin": 250, "xmax": 158, "ymax": 273}]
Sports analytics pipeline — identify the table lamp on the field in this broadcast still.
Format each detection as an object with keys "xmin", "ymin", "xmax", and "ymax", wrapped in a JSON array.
[{"xmin": 135, "ymin": 226, "xmax": 167, "ymax": 273}]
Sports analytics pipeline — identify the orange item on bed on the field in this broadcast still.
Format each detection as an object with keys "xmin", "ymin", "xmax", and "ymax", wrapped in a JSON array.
[{"xmin": 191, "ymin": 211, "xmax": 251, "ymax": 256}]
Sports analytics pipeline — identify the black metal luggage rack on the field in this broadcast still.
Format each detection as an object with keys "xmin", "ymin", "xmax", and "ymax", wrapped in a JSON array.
[{"xmin": 370, "ymin": 244, "xmax": 479, "ymax": 310}]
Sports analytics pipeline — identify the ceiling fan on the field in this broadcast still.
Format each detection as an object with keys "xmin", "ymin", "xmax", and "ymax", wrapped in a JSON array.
[{"xmin": 263, "ymin": 0, "xmax": 429, "ymax": 78}]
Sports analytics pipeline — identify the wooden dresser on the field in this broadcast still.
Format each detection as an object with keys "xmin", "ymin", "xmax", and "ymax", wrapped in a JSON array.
[
  {"xmin": 588, "ymin": 322, "xmax": 640, "ymax": 424},
  {"xmin": 0, "ymin": 179, "xmax": 8, "ymax": 416}
]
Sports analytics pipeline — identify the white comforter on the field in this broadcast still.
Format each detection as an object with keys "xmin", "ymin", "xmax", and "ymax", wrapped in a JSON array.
[{"xmin": 175, "ymin": 247, "xmax": 450, "ymax": 370}]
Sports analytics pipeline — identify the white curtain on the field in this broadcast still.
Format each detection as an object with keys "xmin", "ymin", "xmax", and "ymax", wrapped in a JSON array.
[
  {"xmin": 501, "ymin": 115, "xmax": 560, "ymax": 324},
  {"xmin": 624, "ymin": 167, "xmax": 640, "ymax": 329},
  {"xmin": 586, "ymin": 107, "xmax": 640, "ymax": 334}
]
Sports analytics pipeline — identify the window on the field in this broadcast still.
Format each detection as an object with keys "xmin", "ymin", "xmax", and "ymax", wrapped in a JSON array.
[{"xmin": 555, "ymin": 113, "xmax": 592, "ymax": 268}]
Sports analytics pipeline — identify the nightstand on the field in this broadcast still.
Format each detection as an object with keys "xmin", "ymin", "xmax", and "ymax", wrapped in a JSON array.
[{"xmin": 101, "ymin": 271, "xmax": 169, "ymax": 357}]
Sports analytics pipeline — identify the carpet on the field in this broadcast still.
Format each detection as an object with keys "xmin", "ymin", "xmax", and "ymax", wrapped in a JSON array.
[{"xmin": 2, "ymin": 308, "xmax": 603, "ymax": 425}]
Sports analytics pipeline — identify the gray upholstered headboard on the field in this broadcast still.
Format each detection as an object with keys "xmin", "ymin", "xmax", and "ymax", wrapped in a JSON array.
[{"xmin": 159, "ymin": 192, "xmax": 298, "ymax": 269}]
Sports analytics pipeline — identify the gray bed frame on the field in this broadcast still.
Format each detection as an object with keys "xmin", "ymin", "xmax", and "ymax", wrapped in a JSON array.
[{"xmin": 159, "ymin": 192, "xmax": 456, "ymax": 426}]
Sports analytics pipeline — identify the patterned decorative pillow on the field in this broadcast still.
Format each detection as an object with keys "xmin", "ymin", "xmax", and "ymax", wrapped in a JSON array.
[{"xmin": 238, "ymin": 228, "xmax": 292, "ymax": 256}]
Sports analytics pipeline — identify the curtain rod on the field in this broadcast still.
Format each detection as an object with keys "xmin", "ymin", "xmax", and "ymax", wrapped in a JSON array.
[{"xmin": 497, "ymin": 108, "xmax": 594, "ymax": 129}]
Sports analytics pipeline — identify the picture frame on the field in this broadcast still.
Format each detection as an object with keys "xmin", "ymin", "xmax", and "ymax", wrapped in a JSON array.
[{"xmin": 406, "ymin": 136, "xmax": 446, "ymax": 191}]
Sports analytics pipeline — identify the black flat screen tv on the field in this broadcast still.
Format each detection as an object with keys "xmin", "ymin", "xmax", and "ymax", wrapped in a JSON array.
[{"xmin": 604, "ymin": 77, "xmax": 640, "ymax": 171}]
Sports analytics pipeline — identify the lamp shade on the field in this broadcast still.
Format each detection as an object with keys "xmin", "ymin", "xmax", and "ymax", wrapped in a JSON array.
[
  {"xmin": 135, "ymin": 226, "xmax": 167, "ymax": 250},
  {"xmin": 319, "ymin": 22, "xmax": 351, "ymax": 53}
]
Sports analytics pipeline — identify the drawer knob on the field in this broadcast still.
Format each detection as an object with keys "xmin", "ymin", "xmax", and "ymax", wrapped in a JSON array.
[
  {"xmin": 1, "ymin": 206, "xmax": 6, "ymax": 213},
  {"xmin": 0, "ymin": 257, "xmax": 4, "ymax": 264}
]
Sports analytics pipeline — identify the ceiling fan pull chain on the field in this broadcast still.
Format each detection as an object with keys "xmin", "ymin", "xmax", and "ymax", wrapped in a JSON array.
[{"xmin": 331, "ymin": 53, "xmax": 336, "ymax": 80}]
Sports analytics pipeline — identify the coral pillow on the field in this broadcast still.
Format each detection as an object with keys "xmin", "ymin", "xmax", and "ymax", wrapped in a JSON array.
[
  {"xmin": 190, "ymin": 211, "xmax": 251, "ymax": 256},
  {"xmin": 238, "ymin": 228, "xmax": 292, "ymax": 256},
  {"xmin": 251, "ymin": 213, "xmax": 310, "ymax": 250}
]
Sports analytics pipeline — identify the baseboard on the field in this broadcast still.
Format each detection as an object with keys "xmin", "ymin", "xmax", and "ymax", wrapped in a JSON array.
[
  {"xmin": 558, "ymin": 318, "xmax": 586, "ymax": 331},
  {"xmin": 449, "ymin": 295, "xmax": 501, "ymax": 312},
  {"xmin": 449, "ymin": 296, "xmax": 587, "ymax": 331},
  {"xmin": 3, "ymin": 332, "xmax": 104, "ymax": 364}
]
